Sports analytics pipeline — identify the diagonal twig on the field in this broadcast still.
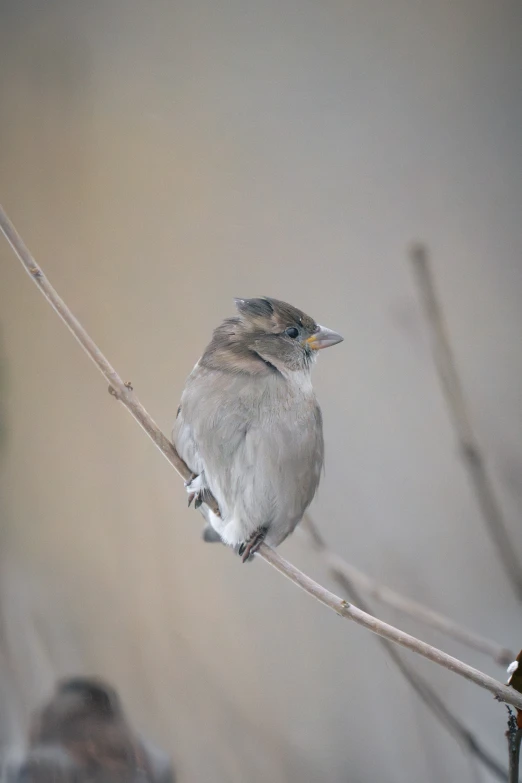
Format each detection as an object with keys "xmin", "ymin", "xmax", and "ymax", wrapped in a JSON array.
[
  {"xmin": 302, "ymin": 514, "xmax": 507, "ymax": 781},
  {"xmin": 2, "ymin": 204, "xmax": 522, "ymax": 711},
  {"xmin": 410, "ymin": 243, "xmax": 522, "ymax": 601},
  {"xmin": 300, "ymin": 515, "xmax": 514, "ymax": 667}
]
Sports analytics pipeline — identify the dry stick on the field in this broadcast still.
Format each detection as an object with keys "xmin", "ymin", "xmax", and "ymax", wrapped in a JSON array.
[
  {"xmin": 260, "ymin": 543, "xmax": 520, "ymax": 705},
  {"xmin": 2, "ymin": 205, "xmax": 522, "ymax": 713},
  {"xmin": 301, "ymin": 515, "xmax": 514, "ymax": 667},
  {"xmin": 302, "ymin": 515, "xmax": 507, "ymax": 781},
  {"xmin": 509, "ymin": 730, "xmax": 522, "ymax": 783},
  {"xmin": 410, "ymin": 244, "xmax": 522, "ymax": 602},
  {"xmin": 0, "ymin": 206, "xmax": 219, "ymax": 515},
  {"xmin": 328, "ymin": 554, "xmax": 513, "ymax": 666},
  {"xmin": 507, "ymin": 712, "xmax": 522, "ymax": 783}
]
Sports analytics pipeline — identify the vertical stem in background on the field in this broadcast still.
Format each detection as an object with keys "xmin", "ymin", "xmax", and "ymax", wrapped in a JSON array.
[
  {"xmin": 507, "ymin": 715, "xmax": 522, "ymax": 783},
  {"xmin": 302, "ymin": 515, "xmax": 508, "ymax": 781},
  {"xmin": 410, "ymin": 244, "xmax": 522, "ymax": 601}
]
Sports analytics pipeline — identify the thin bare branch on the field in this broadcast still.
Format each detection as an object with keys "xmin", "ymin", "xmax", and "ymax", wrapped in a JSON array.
[
  {"xmin": 410, "ymin": 243, "xmax": 522, "ymax": 601},
  {"xmin": 259, "ymin": 543, "xmax": 522, "ymax": 707},
  {"xmin": 0, "ymin": 204, "xmax": 219, "ymax": 515},
  {"xmin": 301, "ymin": 515, "xmax": 514, "ymax": 666},
  {"xmin": 2, "ymin": 204, "xmax": 522, "ymax": 712},
  {"xmin": 302, "ymin": 514, "xmax": 507, "ymax": 780}
]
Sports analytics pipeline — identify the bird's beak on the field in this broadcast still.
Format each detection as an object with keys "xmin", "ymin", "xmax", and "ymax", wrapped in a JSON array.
[{"xmin": 305, "ymin": 325, "xmax": 344, "ymax": 350}]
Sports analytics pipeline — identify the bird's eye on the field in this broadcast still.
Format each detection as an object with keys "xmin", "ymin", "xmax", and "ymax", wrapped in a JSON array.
[{"xmin": 285, "ymin": 326, "xmax": 299, "ymax": 339}]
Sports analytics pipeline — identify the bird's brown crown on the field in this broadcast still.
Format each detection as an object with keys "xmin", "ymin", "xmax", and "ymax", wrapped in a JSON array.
[{"xmin": 200, "ymin": 297, "xmax": 321, "ymax": 375}]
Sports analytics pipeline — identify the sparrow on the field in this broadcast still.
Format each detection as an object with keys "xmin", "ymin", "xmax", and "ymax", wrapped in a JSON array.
[
  {"xmin": 13, "ymin": 677, "xmax": 175, "ymax": 783},
  {"xmin": 173, "ymin": 297, "xmax": 343, "ymax": 561}
]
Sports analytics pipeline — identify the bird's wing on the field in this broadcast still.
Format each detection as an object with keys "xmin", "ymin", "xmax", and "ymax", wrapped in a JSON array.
[
  {"xmin": 173, "ymin": 366, "xmax": 323, "ymax": 538},
  {"xmin": 172, "ymin": 365, "xmax": 260, "ymax": 518}
]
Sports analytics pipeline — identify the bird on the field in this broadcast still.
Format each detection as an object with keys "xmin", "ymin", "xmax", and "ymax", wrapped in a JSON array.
[
  {"xmin": 173, "ymin": 296, "xmax": 343, "ymax": 561},
  {"xmin": 12, "ymin": 677, "xmax": 175, "ymax": 783}
]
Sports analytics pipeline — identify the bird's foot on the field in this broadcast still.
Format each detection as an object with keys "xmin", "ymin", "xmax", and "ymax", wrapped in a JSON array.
[
  {"xmin": 238, "ymin": 526, "xmax": 268, "ymax": 563},
  {"xmin": 184, "ymin": 473, "xmax": 207, "ymax": 509}
]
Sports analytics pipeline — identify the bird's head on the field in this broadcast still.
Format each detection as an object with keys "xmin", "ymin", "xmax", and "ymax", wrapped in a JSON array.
[
  {"xmin": 202, "ymin": 297, "xmax": 343, "ymax": 376},
  {"xmin": 30, "ymin": 677, "xmax": 124, "ymax": 745}
]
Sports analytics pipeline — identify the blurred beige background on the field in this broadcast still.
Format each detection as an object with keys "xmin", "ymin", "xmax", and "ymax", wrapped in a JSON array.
[{"xmin": 1, "ymin": 0, "xmax": 522, "ymax": 780}]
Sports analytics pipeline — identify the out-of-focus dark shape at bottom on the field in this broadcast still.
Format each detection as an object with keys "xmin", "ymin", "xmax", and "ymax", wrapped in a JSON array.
[{"xmin": 9, "ymin": 677, "xmax": 175, "ymax": 783}]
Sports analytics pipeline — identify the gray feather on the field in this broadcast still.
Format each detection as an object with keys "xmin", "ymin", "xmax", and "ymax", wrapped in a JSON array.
[{"xmin": 173, "ymin": 363, "xmax": 324, "ymax": 548}]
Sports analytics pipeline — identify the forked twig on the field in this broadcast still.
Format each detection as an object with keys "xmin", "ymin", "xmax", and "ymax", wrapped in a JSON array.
[
  {"xmin": 2, "ymin": 204, "xmax": 522, "ymax": 712},
  {"xmin": 410, "ymin": 243, "xmax": 522, "ymax": 601}
]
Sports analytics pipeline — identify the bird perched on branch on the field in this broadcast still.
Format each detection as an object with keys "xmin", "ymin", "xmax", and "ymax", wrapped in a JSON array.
[{"xmin": 173, "ymin": 296, "xmax": 343, "ymax": 561}]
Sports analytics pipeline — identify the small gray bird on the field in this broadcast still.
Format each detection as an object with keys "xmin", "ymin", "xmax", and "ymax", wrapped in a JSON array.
[{"xmin": 173, "ymin": 297, "xmax": 343, "ymax": 561}]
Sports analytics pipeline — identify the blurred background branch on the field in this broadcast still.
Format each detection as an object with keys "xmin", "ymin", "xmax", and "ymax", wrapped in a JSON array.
[
  {"xmin": 410, "ymin": 244, "xmax": 522, "ymax": 601},
  {"xmin": 302, "ymin": 513, "xmax": 508, "ymax": 781},
  {"xmin": 301, "ymin": 515, "xmax": 514, "ymax": 666}
]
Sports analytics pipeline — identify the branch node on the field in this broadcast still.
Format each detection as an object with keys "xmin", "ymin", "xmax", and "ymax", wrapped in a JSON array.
[{"xmin": 108, "ymin": 382, "xmax": 134, "ymax": 400}]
